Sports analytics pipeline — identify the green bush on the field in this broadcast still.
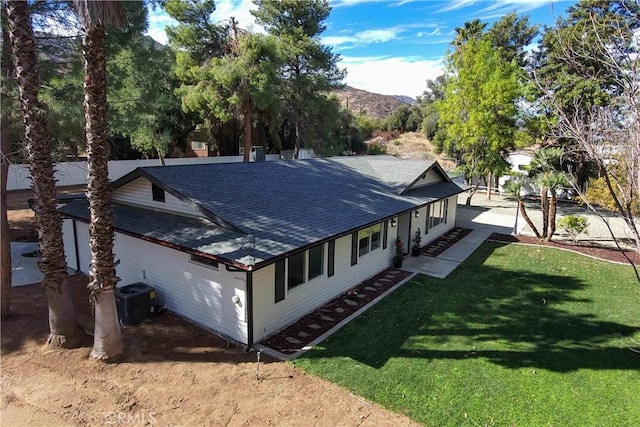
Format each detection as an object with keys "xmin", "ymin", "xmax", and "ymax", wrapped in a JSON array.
[{"xmin": 558, "ymin": 215, "xmax": 589, "ymax": 244}]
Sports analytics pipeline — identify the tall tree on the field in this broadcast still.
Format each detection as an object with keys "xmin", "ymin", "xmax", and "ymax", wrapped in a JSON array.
[
  {"xmin": 1, "ymin": 5, "xmax": 15, "ymax": 319},
  {"xmin": 438, "ymin": 14, "xmax": 537, "ymax": 203},
  {"xmin": 178, "ymin": 19, "xmax": 280, "ymax": 162},
  {"xmin": 74, "ymin": 0, "xmax": 126, "ymax": 360},
  {"xmin": 486, "ymin": 13, "xmax": 538, "ymax": 68},
  {"xmin": 165, "ymin": 0, "xmax": 237, "ymax": 155},
  {"xmin": 6, "ymin": 0, "xmax": 84, "ymax": 344},
  {"xmin": 107, "ymin": 33, "xmax": 187, "ymax": 163},
  {"xmin": 437, "ymin": 36, "xmax": 520, "ymax": 203},
  {"xmin": 252, "ymin": 0, "xmax": 345, "ymax": 158},
  {"xmin": 453, "ymin": 18, "xmax": 486, "ymax": 47},
  {"xmin": 419, "ymin": 75, "xmax": 447, "ymax": 143}
]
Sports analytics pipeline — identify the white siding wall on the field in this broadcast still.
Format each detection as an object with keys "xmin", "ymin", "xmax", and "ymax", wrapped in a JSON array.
[
  {"xmin": 112, "ymin": 177, "xmax": 203, "ymax": 218},
  {"xmin": 63, "ymin": 221, "xmax": 248, "ymax": 343},
  {"xmin": 60, "ymin": 194, "xmax": 460, "ymax": 346},
  {"xmin": 251, "ymin": 222, "xmax": 396, "ymax": 342},
  {"xmin": 408, "ymin": 169, "xmax": 442, "ymax": 189},
  {"xmin": 421, "ymin": 195, "xmax": 458, "ymax": 244}
]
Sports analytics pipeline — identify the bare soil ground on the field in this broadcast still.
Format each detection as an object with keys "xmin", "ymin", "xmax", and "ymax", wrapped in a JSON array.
[
  {"xmin": 384, "ymin": 132, "xmax": 456, "ymax": 170},
  {"xmin": 3, "ymin": 189, "xmax": 417, "ymax": 427}
]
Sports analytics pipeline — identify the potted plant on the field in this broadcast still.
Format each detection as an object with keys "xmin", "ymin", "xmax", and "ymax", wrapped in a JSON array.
[
  {"xmin": 411, "ymin": 228, "xmax": 422, "ymax": 256},
  {"xmin": 393, "ymin": 237, "xmax": 404, "ymax": 268}
]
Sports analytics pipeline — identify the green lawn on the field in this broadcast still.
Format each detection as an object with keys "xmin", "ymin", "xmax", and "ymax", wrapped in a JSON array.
[{"xmin": 296, "ymin": 243, "xmax": 640, "ymax": 426}]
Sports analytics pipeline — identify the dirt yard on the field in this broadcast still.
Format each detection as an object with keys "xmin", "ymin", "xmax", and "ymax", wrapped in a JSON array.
[
  {"xmin": 384, "ymin": 132, "xmax": 456, "ymax": 170},
  {"xmin": 2, "ymin": 189, "xmax": 417, "ymax": 427}
]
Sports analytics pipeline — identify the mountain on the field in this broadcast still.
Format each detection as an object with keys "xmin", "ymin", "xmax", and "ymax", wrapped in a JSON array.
[
  {"xmin": 332, "ymin": 85, "xmax": 415, "ymax": 120},
  {"xmin": 392, "ymin": 95, "xmax": 418, "ymax": 106}
]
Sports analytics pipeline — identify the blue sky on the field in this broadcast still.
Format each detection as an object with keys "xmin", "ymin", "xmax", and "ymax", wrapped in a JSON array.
[{"xmin": 147, "ymin": 0, "xmax": 578, "ymax": 98}]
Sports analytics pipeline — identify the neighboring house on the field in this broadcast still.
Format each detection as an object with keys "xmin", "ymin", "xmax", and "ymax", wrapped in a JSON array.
[
  {"xmin": 59, "ymin": 156, "xmax": 465, "ymax": 347},
  {"xmin": 188, "ymin": 140, "xmax": 209, "ymax": 158},
  {"xmin": 498, "ymin": 151, "xmax": 535, "ymax": 195}
]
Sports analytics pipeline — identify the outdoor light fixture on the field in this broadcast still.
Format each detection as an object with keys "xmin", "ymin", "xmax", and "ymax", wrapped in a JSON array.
[
  {"xmin": 414, "ymin": 210, "xmax": 420, "ymax": 218},
  {"xmin": 391, "ymin": 218, "xmax": 397, "ymax": 227}
]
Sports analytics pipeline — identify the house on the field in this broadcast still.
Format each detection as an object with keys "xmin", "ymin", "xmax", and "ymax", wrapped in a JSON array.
[{"xmin": 59, "ymin": 156, "xmax": 465, "ymax": 347}]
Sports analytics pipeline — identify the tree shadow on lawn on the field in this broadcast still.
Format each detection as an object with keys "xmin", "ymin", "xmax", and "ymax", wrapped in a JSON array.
[{"xmin": 301, "ymin": 242, "xmax": 640, "ymax": 372}]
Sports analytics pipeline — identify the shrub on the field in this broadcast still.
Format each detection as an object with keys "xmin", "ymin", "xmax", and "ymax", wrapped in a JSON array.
[{"xmin": 558, "ymin": 215, "xmax": 589, "ymax": 244}]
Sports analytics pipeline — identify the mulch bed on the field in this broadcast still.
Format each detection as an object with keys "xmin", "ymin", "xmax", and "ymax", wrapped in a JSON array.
[
  {"xmin": 488, "ymin": 233, "xmax": 639, "ymax": 265},
  {"xmin": 420, "ymin": 227, "xmax": 472, "ymax": 257},
  {"xmin": 260, "ymin": 268, "xmax": 413, "ymax": 355}
]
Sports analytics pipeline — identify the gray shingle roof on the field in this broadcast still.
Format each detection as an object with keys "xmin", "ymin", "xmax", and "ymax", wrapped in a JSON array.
[{"xmin": 62, "ymin": 157, "xmax": 465, "ymax": 269}]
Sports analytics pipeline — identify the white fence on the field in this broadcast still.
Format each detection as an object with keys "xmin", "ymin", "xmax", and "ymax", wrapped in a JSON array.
[{"xmin": 7, "ymin": 154, "xmax": 282, "ymax": 191}]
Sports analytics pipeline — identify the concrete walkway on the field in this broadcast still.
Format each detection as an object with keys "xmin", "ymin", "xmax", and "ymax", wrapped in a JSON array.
[
  {"xmin": 402, "ymin": 192, "xmax": 635, "ymax": 279},
  {"xmin": 402, "ymin": 203, "xmax": 517, "ymax": 279}
]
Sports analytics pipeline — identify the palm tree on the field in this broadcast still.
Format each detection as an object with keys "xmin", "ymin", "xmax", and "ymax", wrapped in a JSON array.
[
  {"xmin": 454, "ymin": 19, "xmax": 487, "ymax": 47},
  {"xmin": 74, "ymin": 0, "xmax": 125, "ymax": 360},
  {"xmin": 1, "ymin": 9, "xmax": 15, "ymax": 319},
  {"xmin": 538, "ymin": 170, "xmax": 570, "ymax": 242},
  {"xmin": 503, "ymin": 176, "xmax": 541, "ymax": 238},
  {"xmin": 527, "ymin": 147, "xmax": 563, "ymax": 238},
  {"xmin": 6, "ymin": 0, "xmax": 84, "ymax": 345}
]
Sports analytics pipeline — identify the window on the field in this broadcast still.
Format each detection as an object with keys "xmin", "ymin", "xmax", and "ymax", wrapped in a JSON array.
[
  {"xmin": 426, "ymin": 200, "xmax": 447, "ymax": 232},
  {"xmin": 308, "ymin": 245, "xmax": 324, "ymax": 280},
  {"xmin": 152, "ymin": 183, "xmax": 165, "ymax": 202},
  {"xmin": 370, "ymin": 223, "xmax": 381, "ymax": 251},
  {"xmin": 288, "ymin": 252, "xmax": 305, "ymax": 289},
  {"xmin": 327, "ymin": 240, "xmax": 335, "ymax": 277},
  {"xmin": 189, "ymin": 254, "xmax": 218, "ymax": 270},
  {"xmin": 352, "ymin": 222, "xmax": 385, "ymax": 264},
  {"xmin": 358, "ymin": 228, "xmax": 370, "ymax": 256},
  {"xmin": 191, "ymin": 141, "xmax": 206, "ymax": 150}
]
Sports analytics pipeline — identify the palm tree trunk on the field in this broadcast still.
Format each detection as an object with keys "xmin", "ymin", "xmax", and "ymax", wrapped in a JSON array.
[
  {"xmin": 1, "ymin": 116, "xmax": 11, "ymax": 320},
  {"xmin": 1, "ymin": 20, "xmax": 14, "ymax": 319},
  {"xmin": 519, "ymin": 201, "xmax": 542, "ymax": 238},
  {"xmin": 546, "ymin": 195, "xmax": 558, "ymax": 242},
  {"xmin": 540, "ymin": 187, "xmax": 549, "ymax": 238},
  {"xmin": 7, "ymin": 0, "xmax": 84, "ymax": 345},
  {"xmin": 82, "ymin": 22, "xmax": 123, "ymax": 360}
]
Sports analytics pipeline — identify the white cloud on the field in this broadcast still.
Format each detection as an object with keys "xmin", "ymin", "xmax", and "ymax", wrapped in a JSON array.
[
  {"xmin": 322, "ymin": 25, "xmax": 407, "ymax": 49},
  {"xmin": 210, "ymin": 0, "xmax": 262, "ymax": 33},
  {"xmin": 438, "ymin": 0, "xmax": 560, "ymax": 18},
  {"xmin": 340, "ymin": 55, "xmax": 445, "ymax": 97},
  {"xmin": 145, "ymin": 0, "xmax": 262, "ymax": 45},
  {"xmin": 437, "ymin": 0, "xmax": 478, "ymax": 13},
  {"xmin": 146, "ymin": 8, "xmax": 178, "ymax": 44},
  {"xmin": 331, "ymin": 0, "xmax": 398, "ymax": 7},
  {"xmin": 323, "ymin": 34, "xmax": 359, "ymax": 47}
]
